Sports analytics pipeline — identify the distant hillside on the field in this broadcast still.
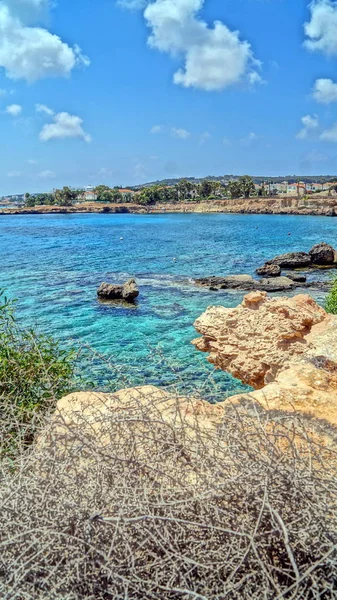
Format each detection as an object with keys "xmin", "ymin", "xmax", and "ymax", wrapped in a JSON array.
[{"xmin": 134, "ymin": 174, "xmax": 337, "ymax": 188}]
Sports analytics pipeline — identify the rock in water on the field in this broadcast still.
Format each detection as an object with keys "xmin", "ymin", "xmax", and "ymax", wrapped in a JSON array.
[
  {"xmin": 258, "ymin": 276, "xmax": 295, "ymax": 291},
  {"xmin": 97, "ymin": 279, "xmax": 139, "ymax": 302},
  {"xmin": 256, "ymin": 264, "xmax": 281, "ymax": 277},
  {"xmin": 309, "ymin": 242, "xmax": 335, "ymax": 265},
  {"xmin": 266, "ymin": 251, "xmax": 311, "ymax": 269},
  {"xmin": 122, "ymin": 278, "xmax": 139, "ymax": 301}
]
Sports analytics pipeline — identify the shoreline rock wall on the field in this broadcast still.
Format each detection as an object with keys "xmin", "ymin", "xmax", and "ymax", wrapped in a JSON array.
[{"xmin": 1, "ymin": 196, "xmax": 337, "ymax": 216}]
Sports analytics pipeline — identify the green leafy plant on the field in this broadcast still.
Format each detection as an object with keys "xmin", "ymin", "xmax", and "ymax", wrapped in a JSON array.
[
  {"xmin": 325, "ymin": 277, "xmax": 337, "ymax": 314},
  {"xmin": 0, "ymin": 291, "xmax": 75, "ymax": 457}
]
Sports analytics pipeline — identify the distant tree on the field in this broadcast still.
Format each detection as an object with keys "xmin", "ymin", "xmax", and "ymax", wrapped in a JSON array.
[
  {"xmin": 54, "ymin": 187, "xmax": 78, "ymax": 206},
  {"xmin": 200, "ymin": 180, "xmax": 214, "ymax": 198},
  {"xmin": 25, "ymin": 196, "xmax": 36, "ymax": 207},
  {"xmin": 94, "ymin": 185, "xmax": 111, "ymax": 201},
  {"xmin": 238, "ymin": 175, "xmax": 255, "ymax": 199},
  {"xmin": 227, "ymin": 180, "xmax": 242, "ymax": 199}
]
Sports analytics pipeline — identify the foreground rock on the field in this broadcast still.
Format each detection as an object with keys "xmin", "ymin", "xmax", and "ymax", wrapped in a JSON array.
[
  {"xmin": 193, "ymin": 290, "xmax": 337, "ymax": 428},
  {"xmin": 309, "ymin": 242, "xmax": 335, "ymax": 265},
  {"xmin": 97, "ymin": 278, "xmax": 139, "ymax": 302}
]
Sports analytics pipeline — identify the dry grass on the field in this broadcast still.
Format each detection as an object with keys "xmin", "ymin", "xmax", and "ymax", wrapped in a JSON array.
[{"xmin": 0, "ymin": 384, "xmax": 336, "ymax": 600}]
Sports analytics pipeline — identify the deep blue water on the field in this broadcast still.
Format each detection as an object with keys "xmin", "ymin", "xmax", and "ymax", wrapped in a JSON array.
[{"xmin": 0, "ymin": 212, "xmax": 336, "ymax": 400}]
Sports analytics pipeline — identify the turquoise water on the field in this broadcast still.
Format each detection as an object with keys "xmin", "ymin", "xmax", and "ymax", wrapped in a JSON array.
[{"xmin": 0, "ymin": 212, "xmax": 336, "ymax": 400}]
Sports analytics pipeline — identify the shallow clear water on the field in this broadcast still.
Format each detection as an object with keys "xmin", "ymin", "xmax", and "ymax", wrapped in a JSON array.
[{"xmin": 1, "ymin": 212, "xmax": 336, "ymax": 400}]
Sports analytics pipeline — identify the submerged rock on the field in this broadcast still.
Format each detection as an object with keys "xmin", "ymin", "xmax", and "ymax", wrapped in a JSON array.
[
  {"xmin": 266, "ymin": 251, "xmax": 311, "ymax": 269},
  {"xmin": 309, "ymin": 242, "xmax": 335, "ymax": 265},
  {"xmin": 97, "ymin": 278, "xmax": 139, "ymax": 302},
  {"xmin": 256, "ymin": 264, "xmax": 281, "ymax": 277}
]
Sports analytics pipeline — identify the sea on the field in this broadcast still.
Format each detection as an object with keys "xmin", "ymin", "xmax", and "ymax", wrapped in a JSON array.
[{"xmin": 1, "ymin": 212, "xmax": 336, "ymax": 400}]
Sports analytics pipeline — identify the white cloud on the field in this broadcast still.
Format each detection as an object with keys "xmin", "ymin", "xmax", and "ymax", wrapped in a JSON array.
[
  {"xmin": 313, "ymin": 78, "xmax": 337, "ymax": 104},
  {"xmin": 39, "ymin": 169, "xmax": 56, "ymax": 178},
  {"xmin": 122, "ymin": 0, "xmax": 262, "ymax": 91},
  {"xmin": 240, "ymin": 131, "xmax": 258, "ymax": 145},
  {"xmin": 118, "ymin": 0, "xmax": 147, "ymax": 8},
  {"xmin": 172, "ymin": 127, "xmax": 190, "ymax": 139},
  {"xmin": 36, "ymin": 103, "xmax": 54, "ymax": 115},
  {"xmin": 0, "ymin": 2, "xmax": 89, "ymax": 81},
  {"xmin": 223, "ymin": 137, "xmax": 231, "ymax": 146},
  {"xmin": 5, "ymin": 103, "xmax": 22, "ymax": 116},
  {"xmin": 199, "ymin": 131, "xmax": 211, "ymax": 144},
  {"xmin": 7, "ymin": 170, "xmax": 21, "ymax": 177},
  {"xmin": 151, "ymin": 125, "xmax": 163, "ymax": 133},
  {"xmin": 320, "ymin": 122, "xmax": 337, "ymax": 142},
  {"xmin": 39, "ymin": 112, "xmax": 92, "ymax": 143},
  {"xmin": 27, "ymin": 159, "xmax": 37, "ymax": 164},
  {"xmin": 98, "ymin": 167, "xmax": 112, "ymax": 177},
  {"xmin": 296, "ymin": 114, "xmax": 319, "ymax": 139},
  {"xmin": 304, "ymin": 0, "xmax": 337, "ymax": 55}
]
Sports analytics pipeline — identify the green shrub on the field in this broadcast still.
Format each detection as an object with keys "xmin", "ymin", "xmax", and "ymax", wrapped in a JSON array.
[
  {"xmin": 0, "ymin": 291, "xmax": 75, "ymax": 457},
  {"xmin": 325, "ymin": 278, "xmax": 337, "ymax": 314}
]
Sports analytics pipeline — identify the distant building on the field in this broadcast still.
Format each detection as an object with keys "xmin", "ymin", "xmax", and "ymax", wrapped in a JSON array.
[{"xmin": 81, "ymin": 190, "xmax": 97, "ymax": 201}]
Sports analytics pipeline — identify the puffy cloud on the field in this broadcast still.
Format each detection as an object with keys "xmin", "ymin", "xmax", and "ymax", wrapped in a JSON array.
[
  {"xmin": 122, "ymin": 0, "xmax": 262, "ymax": 91},
  {"xmin": 151, "ymin": 125, "xmax": 163, "ymax": 133},
  {"xmin": 5, "ymin": 103, "xmax": 22, "ymax": 116},
  {"xmin": 0, "ymin": 1, "xmax": 89, "ymax": 81},
  {"xmin": 313, "ymin": 78, "xmax": 337, "ymax": 103},
  {"xmin": 39, "ymin": 169, "xmax": 56, "ymax": 178},
  {"xmin": 296, "ymin": 114, "xmax": 319, "ymax": 139},
  {"xmin": 172, "ymin": 127, "xmax": 190, "ymax": 139},
  {"xmin": 320, "ymin": 122, "xmax": 337, "ymax": 141},
  {"xmin": 39, "ymin": 111, "xmax": 92, "ymax": 143},
  {"xmin": 304, "ymin": 0, "xmax": 337, "ymax": 55},
  {"xmin": 36, "ymin": 103, "xmax": 54, "ymax": 115},
  {"xmin": 7, "ymin": 170, "xmax": 21, "ymax": 177}
]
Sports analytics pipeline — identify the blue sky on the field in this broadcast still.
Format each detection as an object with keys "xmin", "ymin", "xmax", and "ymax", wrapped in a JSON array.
[{"xmin": 2, "ymin": 0, "xmax": 337, "ymax": 194}]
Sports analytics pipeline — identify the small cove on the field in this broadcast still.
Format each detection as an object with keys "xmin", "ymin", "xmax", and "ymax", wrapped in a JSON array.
[{"xmin": 1, "ymin": 212, "xmax": 335, "ymax": 400}]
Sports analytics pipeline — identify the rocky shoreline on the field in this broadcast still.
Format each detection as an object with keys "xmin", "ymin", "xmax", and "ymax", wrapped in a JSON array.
[
  {"xmin": 194, "ymin": 242, "xmax": 337, "ymax": 293},
  {"xmin": 1, "ymin": 195, "xmax": 337, "ymax": 216}
]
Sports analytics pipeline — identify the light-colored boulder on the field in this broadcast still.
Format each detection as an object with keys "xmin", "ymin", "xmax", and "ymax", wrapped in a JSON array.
[{"xmin": 193, "ymin": 290, "xmax": 337, "ymax": 428}]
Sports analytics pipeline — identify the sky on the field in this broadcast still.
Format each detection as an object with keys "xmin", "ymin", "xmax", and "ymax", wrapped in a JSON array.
[{"xmin": 2, "ymin": 0, "xmax": 337, "ymax": 193}]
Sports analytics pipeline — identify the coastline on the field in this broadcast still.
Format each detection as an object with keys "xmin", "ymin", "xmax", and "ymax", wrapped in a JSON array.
[{"xmin": 1, "ymin": 195, "xmax": 337, "ymax": 216}]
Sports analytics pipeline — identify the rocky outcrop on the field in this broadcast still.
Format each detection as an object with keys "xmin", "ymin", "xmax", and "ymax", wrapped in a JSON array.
[
  {"xmin": 97, "ymin": 278, "xmax": 139, "ymax": 302},
  {"xmin": 266, "ymin": 251, "xmax": 311, "ymax": 269},
  {"xmin": 257, "ymin": 242, "xmax": 337, "ymax": 275},
  {"xmin": 309, "ymin": 242, "xmax": 335, "ymax": 265},
  {"xmin": 193, "ymin": 291, "xmax": 337, "ymax": 428},
  {"xmin": 256, "ymin": 264, "xmax": 281, "ymax": 277},
  {"xmin": 194, "ymin": 274, "xmax": 311, "ymax": 292}
]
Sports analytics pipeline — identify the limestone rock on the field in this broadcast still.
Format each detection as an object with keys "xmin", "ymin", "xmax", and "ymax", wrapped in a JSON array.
[
  {"xmin": 267, "ymin": 251, "xmax": 311, "ymax": 269},
  {"xmin": 193, "ymin": 291, "xmax": 327, "ymax": 389},
  {"xmin": 256, "ymin": 264, "xmax": 281, "ymax": 277},
  {"xmin": 97, "ymin": 278, "xmax": 139, "ymax": 302},
  {"xmin": 309, "ymin": 242, "xmax": 335, "ymax": 265}
]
